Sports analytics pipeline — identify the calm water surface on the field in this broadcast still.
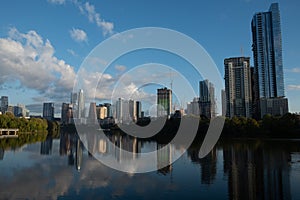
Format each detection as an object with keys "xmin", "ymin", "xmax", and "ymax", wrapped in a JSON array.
[{"xmin": 1, "ymin": 132, "xmax": 300, "ymax": 200}]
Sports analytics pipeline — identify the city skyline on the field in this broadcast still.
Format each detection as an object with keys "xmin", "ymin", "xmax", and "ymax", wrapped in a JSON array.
[{"xmin": 0, "ymin": 1, "xmax": 300, "ymax": 115}]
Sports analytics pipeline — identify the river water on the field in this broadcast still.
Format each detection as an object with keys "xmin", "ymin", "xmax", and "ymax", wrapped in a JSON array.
[{"xmin": 0, "ymin": 132, "xmax": 300, "ymax": 200}]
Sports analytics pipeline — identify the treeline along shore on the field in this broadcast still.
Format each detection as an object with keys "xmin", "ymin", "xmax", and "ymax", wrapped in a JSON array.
[
  {"xmin": 110, "ymin": 113, "xmax": 300, "ymax": 142},
  {"xmin": 0, "ymin": 112, "xmax": 60, "ymax": 149},
  {"xmin": 62, "ymin": 113, "xmax": 300, "ymax": 144},
  {"xmin": 1, "ymin": 112, "xmax": 300, "ymax": 150}
]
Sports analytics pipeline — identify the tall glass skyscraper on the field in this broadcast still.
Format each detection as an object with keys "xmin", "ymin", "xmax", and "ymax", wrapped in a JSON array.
[
  {"xmin": 199, "ymin": 80, "xmax": 216, "ymax": 118},
  {"xmin": 251, "ymin": 3, "xmax": 288, "ymax": 117},
  {"xmin": 77, "ymin": 89, "xmax": 85, "ymax": 119},
  {"xmin": 252, "ymin": 3, "xmax": 284, "ymax": 98}
]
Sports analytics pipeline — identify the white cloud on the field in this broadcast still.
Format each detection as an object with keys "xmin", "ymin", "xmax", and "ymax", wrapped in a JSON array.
[
  {"xmin": 0, "ymin": 149, "xmax": 176, "ymax": 200},
  {"xmin": 47, "ymin": 0, "xmax": 65, "ymax": 5},
  {"xmin": 115, "ymin": 65, "xmax": 126, "ymax": 72},
  {"xmin": 287, "ymin": 85, "xmax": 300, "ymax": 91},
  {"xmin": 76, "ymin": 68, "xmax": 115, "ymax": 101},
  {"xmin": 67, "ymin": 49, "xmax": 78, "ymax": 57},
  {"xmin": 286, "ymin": 68, "xmax": 300, "ymax": 73},
  {"xmin": 0, "ymin": 28, "xmax": 76, "ymax": 102},
  {"xmin": 75, "ymin": 65, "xmax": 158, "ymax": 107},
  {"xmin": 47, "ymin": 1, "xmax": 114, "ymax": 36},
  {"xmin": 69, "ymin": 28, "xmax": 88, "ymax": 43},
  {"xmin": 77, "ymin": 2, "xmax": 114, "ymax": 36},
  {"xmin": 291, "ymin": 68, "xmax": 300, "ymax": 73}
]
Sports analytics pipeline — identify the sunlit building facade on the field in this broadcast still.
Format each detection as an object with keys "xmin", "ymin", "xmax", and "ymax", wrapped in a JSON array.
[
  {"xmin": 251, "ymin": 3, "xmax": 288, "ymax": 118},
  {"xmin": 224, "ymin": 57, "xmax": 252, "ymax": 118}
]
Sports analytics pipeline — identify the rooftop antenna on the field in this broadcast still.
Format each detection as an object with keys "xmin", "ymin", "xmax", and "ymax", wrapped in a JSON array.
[
  {"xmin": 169, "ymin": 69, "xmax": 173, "ymax": 91},
  {"xmin": 170, "ymin": 69, "xmax": 174, "ymax": 112}
]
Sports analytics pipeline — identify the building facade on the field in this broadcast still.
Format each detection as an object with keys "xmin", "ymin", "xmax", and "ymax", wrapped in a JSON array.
[
  {"xmin": 115, "ymin": 98, "xmax": 130, "ymax": 124},
  {"xmin": 0, "ymin": 96, "xmax": 8, "ymax": 113},
  {"xmin": 199, "ymin": 80, "xmax": 216, "ymax": 118},
  {"xmin": 103, "ymin": 103, "xmax": 112, "ymax": 117},
  {"xmin": 157, "ymin": 87, "xmax": 172, "ymax": 117},
  {"xmin": 70, "ymin": 92, "xmax": 78, "ymax": 105},
  {"xmin": 187, "ymin": 97, "xmax": 200, "ymax": 116},
  {"xmin": 61, "ymin": 103, "xmax": 73, "ymax": 125},
  {"xmin": 129, "ymin": 100, "xmax": 137, "ymax": 122},
  {"xmin": 224, "ymin": 57, "xmax": 252, "ymax": 118},
  {"xmin": 136, "ymin": 101, "xmax": 142, "ymax": 120},
  {"xmin": 43, "ymin": 102, "xmax": 54, "ymax": 121},
  {"xmin": 251, "ymin": 3, "xmax": 288, "ymax": 118},
  {"xmin": 96, "ymin": 104, "xmax": 108, "ymax": 120},
  {"xmin": 88, "ymin": 102, "xmax": 97, "ymax": 124},
  {"xmin": 77, "ymin": 89, "xmax": 85, "ymax": 119},
  {"xmin": 221, "ymin": 89, "xmax": 226, "ymax": 117}
]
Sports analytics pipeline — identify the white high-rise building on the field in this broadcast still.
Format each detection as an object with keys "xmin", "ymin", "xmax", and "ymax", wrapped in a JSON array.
[
  {"xmin": 129, "ymin": 99, "xmax": 137, "ymax": 122},
  {"xmin": 224, "ymin": 57, "xmax": 252, "ymax": 118},
  {"xmin": 187, "ymin": 98, "xmax": 200, "ymax": 116},
  {"xmin": 77, "ymin": 89, "xmax": 85, "ymax": 119},
  {"xmin": 115, "ymin": 98, "xmax": 130, "ymax": 124}
]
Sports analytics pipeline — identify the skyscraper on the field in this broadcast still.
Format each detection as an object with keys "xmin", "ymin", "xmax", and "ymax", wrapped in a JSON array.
[
  {"xmin": 61, "ymin": 103, "xmax": 73, "ymax": 125},
  {"xmin": 187, "ymin": 97, "xmax": 200, "ymax": 116},
  {"xmin": 77, "ymin": 89, "xmax": 85, "ymax": 119},
  {"xmin": 70, "ymin": 92, "xmax": 78, "ymax": 105},
  {"xmin": 115, "ymin": 98, "xmax": 130, "ymax": 124},
  {"xmin": 224, "ymin": 57, "xmax": 252, "ymax": 118},
  {"xmin": 251, "ymin": 3, "xmax": 288, "ymax": 117},
  {"xmin": 136, "ymin": 101, "xmax": 142, "ymax": 120},
  {"xmin": 199, "ymin": 80, "xmax": 215, "ymax": 118},
  {"xmin": 43, "ymin": 102, "xmax": 54, "ymax": 121},
  {"xmin": 129, "ymin": 99, "xmax": 137, "ymax": 122},
  {"xmin": 221, "ymin": 89, "xmax": 226, "ymax": 117},
  {"xmin": 0, "ymin": 96, "xmax": 8, "ymax": 113},
  {"xmin": 88, "ymin": 102, "xmax": 97, "ymax": 124},
  {"xmin": 157, "ymin": 87, "xmax": 172, "ymax": 117},
  {"xmin": 115, "ymin": 98, "xmax": 123, "ymax": 123}
]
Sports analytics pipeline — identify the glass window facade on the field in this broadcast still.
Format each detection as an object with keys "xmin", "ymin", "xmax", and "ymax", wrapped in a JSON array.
[{"xmin": 251, "ymin": 3, "xmax": 285, "ymax": 98}]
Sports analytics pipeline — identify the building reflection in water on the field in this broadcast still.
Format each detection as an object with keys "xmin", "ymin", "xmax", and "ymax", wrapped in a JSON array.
[
  {"xmin": 79, "ymin": 130, "xmax": 145, "ymax": 169},
  {"xmin": 0, "ymin": 148, "xmax": 4, "ymax": 160},
  {"xmin": 223, "ymin": 141, "xmax": 291, "ymax": 200},
  {"xmin": 107, "ymin": 134, "xmax": 141, "ymax": 162},
  {"xmin": 187, "ymin": 146, "xmax": 217, "ymax": 185},
  {"xmin": 59, "ymin": 131, "xmax": 83, "ymax": 170},
  {"xmin": 40, "ymin": 136, "xmax": 53, "ymax": 155},
  {"xmin": 57, "ymin": 130, "xmax": 293, "ymax": 200},
  {"xmin": 157, "ymin": 144, "xmax": 173, "ymax": 175},
  {"xmin": 75, "ymin": 138, "xmax": 83, "ymax": 171},
  {"xmin": 60, "ymin": 131, "xmax": 73, "ymax": 166},
  {"xmin": 71, "ymin": 130, "xmax": 176, "ymax": 173},
  {"xmin": 98, "ymin": 139, "xmax": 106, "ymax": 154}
]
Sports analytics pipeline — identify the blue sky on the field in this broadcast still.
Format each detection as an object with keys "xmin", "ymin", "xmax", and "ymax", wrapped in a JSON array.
[{"xmin": 0, "ymin": 0, "xmax": 299, "ymax": 115}]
